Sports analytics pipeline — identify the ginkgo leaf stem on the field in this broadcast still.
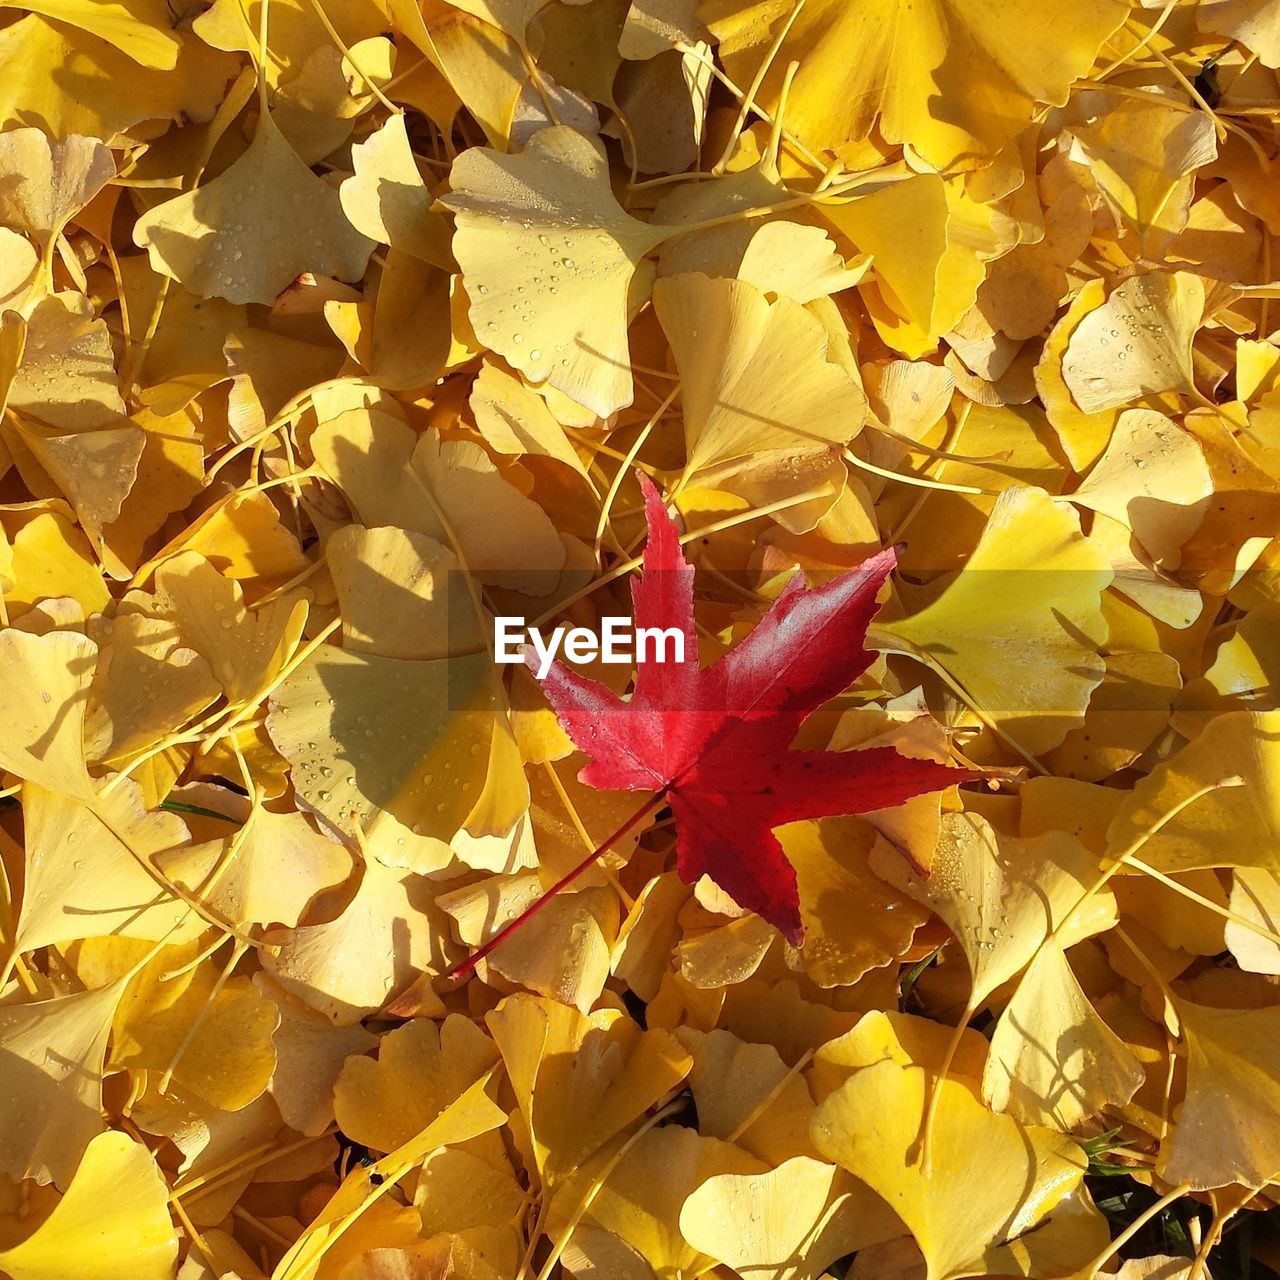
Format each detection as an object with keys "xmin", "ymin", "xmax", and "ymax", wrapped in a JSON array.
[
  {"xmin": 918, "ymin": 996, "xmax": 978, "ymax": 1177},
  {"xmin": 532, "ymin": 1096, "xmax": 686, "ymax": 1280},
  {"xmin": 1114, "ymin": 926, "xmax": 1178, "ymax": 1029},
  {"xmin": 541, "ymin": 762, "xmax": 635, "ymax": 911},
  {"xmin": 711, "ymin": 0, "xmax": 805, "ymax": 175},
  {"xmin": 841, "ymin": 447, "xmax": 987, "ymax": 495},
  {"xmin": 444, "ymin": 788, "xmax": 667, "ymax": 981},
  {"xmin": 594, "ymin": 384, "xmax": 680, "ymax": 560},
  {"xmin": 158, "ymin": 938, "xmax": 248, "ymax": 1094},
  {"xmin": 1126, "ymin": 854, "xmax": 1280, "ymax": 948},
  {"xmin": 1090, "ymin": 0, "xmax": 1178, "ymax": 81},
  {"xmin": 1080, "ymin": 1179, "xmax": 1192, "ymax": 1279},
  {"xmin": 301, "ymin": 0, "xmax": 401, "ymax": 115}
]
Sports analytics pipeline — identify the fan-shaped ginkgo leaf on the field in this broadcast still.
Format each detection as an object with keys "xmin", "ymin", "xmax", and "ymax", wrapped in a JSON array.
[
  {"xmin": 15, "ymin": 779, "xmax": 201, "ymax": 952},
  {"xmin": 701, "ymin": 0, "xmax": 1127, "ymax": 166},
  {"xmin": 0, "ymin": 1132, "xmax": 177, "ymax": 1280},
  {"xmin": 334, "ymin": 1015, "xmax": 500, "ymax": 1154},
  {"xmin": 883, "ymin": 485, "xmax": 1113, "ymax": 756},
  {"xmin": 1105, "ymin": 709, "xmax": 1280, "ymax": 874},
  {"xmin": 811, "ymin": 1060, "xmax": 1086, "ymax": 1280},
  {"xmin": 134, "ymin": 110, "xmax": 373, "ymax": 305},
  {"xmin": 871, "ymin": 812, "xmax": 1114, "ymax": 1011},
  {"xmin": 311, "ymin": 407, "xmax": 566, "ymax": 593},
  {"xmin": 340, "ymin": 112, "xmax": 445, "ymax": 264},
  {"xmin": 1158, "ymin": 999, "xmax": 1280, "ymax": 1190},
  {"xmin": 1069, "ymin": 408, "xmax": 1212, "ymax": 568},
  {"xmin": 1062, "ymin": 272, "xmax": 1204, "ymax": 414},
  {"xmin": 653, "ymin": 272, "xmax": 867, "ymax": 478},
  {"xmin": 680, "ymin": 1156, "xmax": 902, "ymax": 1280},
  {"xmin": 0, "ymin": 979, "xmax": 127, "ymax": 1189},
  {"xmin": 485, "ymin": 992, "xmax": 693, "ymax": 1189},
  {"xmin": 0, "ymin": 127, "xmax": 114, "ymax": 249},
  {"xmin": 443, "ymin": 126, "xmax": 667, "ymax": 416},
  {"xmin": 982, "ymin": 939, "xmax": 1144, "ymax": 1130}
]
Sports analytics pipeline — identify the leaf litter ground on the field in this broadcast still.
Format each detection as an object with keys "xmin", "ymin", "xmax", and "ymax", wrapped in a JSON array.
[{"xmin": 2, "ymin": 1, "xmax": 1280, "ymax": 1278}]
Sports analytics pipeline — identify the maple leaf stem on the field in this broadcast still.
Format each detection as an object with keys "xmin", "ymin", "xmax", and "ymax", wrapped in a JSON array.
[{"xmin": 444, "ymin": 789, "xmax": 668, "ymax": 981}]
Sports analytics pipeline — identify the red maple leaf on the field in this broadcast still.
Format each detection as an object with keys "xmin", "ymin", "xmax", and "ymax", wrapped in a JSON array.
[{"xmin": 533, "ymin": 476, "xmax": 967, "ymax": 946}]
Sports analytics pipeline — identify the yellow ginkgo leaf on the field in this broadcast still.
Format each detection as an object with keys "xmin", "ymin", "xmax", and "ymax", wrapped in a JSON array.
[
  {"xmin": 443, "ymin": 126, "xmax": 667, "ymax": 416},
  {"xmin": 1203, "ymin": 604, "xmax": 1280, "ymax": 711},
  {"xmin": 261, "ymin": 856, "xmax": 449, "ymax": 1024},
  {"xmin": 100, "ymin": 405, "xmax": 205, "ymax": 576},
  {"xmin": 0, "ymin": 1131, "xmax": 177, "ymax": 1280},
  {"xmin": 440, "ymin": 875, "xmax": 617, "ymax": 1012},
  {"xmin": 0, "ymin": 0, "xmax": 180, "ymax": 69},
  {"xmin": 779, "ymin": 817, "xmax": 930, "ymax": 988},
  {"xmin": 676, "ymin": 1028, "xmax": 818, "ymax": 1164},
  {"xmin": 1105, "ymin": 709, "xmax": 1280, "ymax": 874},
  {"xmin": 415, "ymin": 431, "xmax": 568, "ymax": 590},
  {"xmin": 1042, "ymin": 649, "xmax": 1182, "ymax": 783},
  {"xmin": 311, "ymin": 407, "xmax": 566, "ymax": 593},
  {"xmin": 267, "ymin": 641, "xmax": 526, "ymax": 845},
  {"xmin": 325, "ymin": 249, "xmax": 451, "ymax": 392},
  {"xmin": 1197, "ymin": 0, "xmax": 1280, "ymax": 67},
  {"xmin": 825, "ymin": 172, "xmax": 1002, "ymax": 359},
  {"xmin": 1226, "ymin": 868, "xmax": 1280, "ymax": 974},
  {"xmin": 85, "ymin": 613, "xmax": 220, "ymax": 766},
  {"xmin": 0, "ymin": 14, "xmax": 233, "ymax": 142},
  {"xmin": 653, "ymin": 273, "xmax": 866, "ymax": 479},
  {"xmin": 982, "ymin": 939, "xmax": 1144, "ymax": 1130},
  {"xmin": 566, "ymin": 1127, "xmax": 764, "ymax": 1279},
  {"xmin": 734, "ymin": 221, "xmax": 870, "ymax": 305},
  {"xmin": 810, "ymin": 1060, "xmax": 1086, "ymax": 1280},
  {"xmin": 327, "ymin": 524, "xmax": 485, "ymax": 662},
  {"xmin": 1068, "ymin": 409, "xmax": 1212, "ymax": 568},
  {"xmin": 0, "ymin": 979, "xmax": 127, "ymax": 1189},
  {"xmin": 339, "ymin": 112, "xmax": 449, "ymax": 264},
  {"xmin": 469, "ymin": 362, "xmax": 591, "ymax": 478},
  {"xmin": 1158, "ymin": 999, "xmax": 1280, "ymax": 1190},
  {"xmin": 194, "ymin": 0, "xmax": 389, "ymax": 92},
  {"xmin": 872, "ymin": 813, "xmax": 1114, "ymax": 1012},
  {"xmin": 156, "ymin": 797, "xmax": 353, "ymax": 929},
  {"xmin": 340, "ymin": 1238, "xmax": 504, "ymax": 1280},
  {"xmin": 14, "ymin": 779, "xmax": 201, "ymax": 952},
  {"xmin": 486, "ymin": 992, "xmax": 692, "ymax": 1189},
  {"xmin": 111, "ymin": 942, "xmax": 280, "ymax": 1111},
  {"xmin": 0, "ymin": 627, "xmax": 97, "ymax": 799},
  {"xmin": 134, "ymin": 109, "xmax": 373, "ymax": 306},
  {"xmin": 333, "ymin": 1015, "xmax": 500, "ymax": 1154},
  {"xmin": 701, "ymin": 0, "xmax": 1126, "ymax": 167},
  {"xmin": 679, "ymin": 1156, "xmax": 902, "ymax": 1280},
  {"xmin": 619, "ymin": 0, "xmax": 705, "ymax": 58},
  {"xmin": 415, "ymin": 1146, "xmax": 526, "ymax": 1241},
  {"xmin": 1062, "ymin": 272, "xmax": 1204, "ymax": 414},
  {"xmin": 1035, "ymin": 277, "xmax": 1125, "ymax": 471},
  {"xmin": 809, "ymin": 1010, "xmax": 991, "ymax": 1104},
  {"xmin": 135, "ymin": 489, "xmax": 310, "ymax": 592},
  {"xmin": 1066, "ymin": 90, "xmax": 1217, "ymax": 255},
  {"xmin": 1115, "ymin": 1258, "xmax": 1202, "ymax": 1280},
  {"xmin": 274, "ymin": 1075, "xmax": 506, "ymax": 1280},
  {"xmin": 883, "ymin": 485, "xmax": 1113, "ymax": 756},
  {"xmin": 0, "ymin": 127, "xmax": 114, "ymax": 250},
  {"xmin": 135, "ymin": 550, "xmax": 309, "ymax": 707},
  {"xmin": 251, "ymin": 972, "xmax": 377, "ymax": 1137},
  {"xmin": 6, "ymin": 293, "xmax": 126, "ymax": 431},
  {"xmin": 3, "ymin": 509, "xmax": 109, "ymax": 617}
]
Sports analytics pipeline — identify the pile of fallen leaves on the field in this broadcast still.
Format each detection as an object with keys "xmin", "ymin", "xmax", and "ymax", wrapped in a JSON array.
[{"xmin": 4, "ymin": 0, "xmax": 1280, "ymax": 1277}]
